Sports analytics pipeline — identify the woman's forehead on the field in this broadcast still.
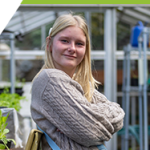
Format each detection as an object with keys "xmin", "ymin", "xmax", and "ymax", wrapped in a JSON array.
[{"xmin": 55, "ymin": 26, "xmax": 86, "ymax": 40}]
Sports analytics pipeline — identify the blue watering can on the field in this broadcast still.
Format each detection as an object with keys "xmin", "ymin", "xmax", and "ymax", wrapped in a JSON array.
[{"xmin": 130, "ymin": 21, "xmax": 144, "ymax": 47}]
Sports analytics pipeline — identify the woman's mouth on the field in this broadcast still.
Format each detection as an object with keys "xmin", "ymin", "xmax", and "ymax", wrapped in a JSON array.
[{"xmin": 63, "ymin": 54, "xmax": 76, "ymax": 58}]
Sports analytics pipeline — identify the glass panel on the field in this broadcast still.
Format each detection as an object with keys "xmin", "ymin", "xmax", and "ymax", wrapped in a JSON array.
[{"xmin": 91, "ymin": 13, "xmax": 104, "ymax": 50}]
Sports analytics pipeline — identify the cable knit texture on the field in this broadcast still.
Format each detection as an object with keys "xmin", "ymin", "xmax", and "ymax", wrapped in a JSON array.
[{"xmin": 31, "ymin": 69, "xmax": 125, "ymax": 150}]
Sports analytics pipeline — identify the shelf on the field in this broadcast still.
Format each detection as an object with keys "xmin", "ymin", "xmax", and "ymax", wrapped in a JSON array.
[{"xmin": 1, "ymin": 50, "xmax": 150, "ymax": 60}]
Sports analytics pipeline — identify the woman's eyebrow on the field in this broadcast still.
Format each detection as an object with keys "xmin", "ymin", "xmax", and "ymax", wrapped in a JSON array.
[
  {"xmin": 59, "ymin": 36, "xmax": 86, "ymax": 43},
  {"xmin": 59, "ymin": 36, "xmax": 69, "ymax": 39},
  {"xmin": 77, "ymin": 39, "xmax": 86, "ymax": 43}
]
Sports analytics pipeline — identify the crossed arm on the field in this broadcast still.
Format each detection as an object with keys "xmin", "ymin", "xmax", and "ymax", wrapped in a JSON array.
[{"xmin": 31, "ymin": 69, "xmax": 125, "ymax": 147}]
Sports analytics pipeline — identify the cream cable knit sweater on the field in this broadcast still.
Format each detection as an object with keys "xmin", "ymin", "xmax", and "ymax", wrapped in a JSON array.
[{"xmin": 31, "ymin": 69, "xmax": 125, "ymax": 150}]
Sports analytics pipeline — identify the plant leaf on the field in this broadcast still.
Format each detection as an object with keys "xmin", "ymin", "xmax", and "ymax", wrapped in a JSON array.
[
  {"xmin": 1, "ymin": 129, "xmax": 9, "ymax": 138},
  {"xmin": 0, "ymin": 90, "xmax": 26, "ymax": 112},
  {"xmin": 0, "ymin": 110, "xmax": 2, "ymax": 127},
  {"xmin": 2, "ymin": 138, "xmax": 7, "ymax": 144},
  {"xmin": 0, "ymin": 110, "xmax": 2, "ymax": 117},
  {"xmin": 0, "ymin": 143, "xmax": 5, "ymax": 149},
  {"xmin": 4, "ymin": 143, "xmax": 9, "ymax": 150},
  {"xmin": 3, "ymin": 129, "xmax": 9, "ymax": 134},
  {"xmin": 7, "ymin": 139, "xmax": 16, "ymax": 145}
]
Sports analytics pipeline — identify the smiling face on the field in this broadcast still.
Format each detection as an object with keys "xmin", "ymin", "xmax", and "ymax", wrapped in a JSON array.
[{"xmin": 51, "ymin": 26, "xmax": 86, "ymax": 77}]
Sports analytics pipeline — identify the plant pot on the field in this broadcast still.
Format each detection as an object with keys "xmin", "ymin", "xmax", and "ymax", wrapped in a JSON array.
[
  {"xmin": 0, "ymin": 87, "xmax": 23, "ymax": 96},
  {"xmin": 131, "ymin": 78, "xmax": 138, "ymax": 86},
  {"xmin": 0, "ymin": 107, "xmax": 7, "ymax": 109},
  {"xmin": 15, "ymin": 88, "xmax": 24, "ymax": 96},
  {"xmin": 0, "ymin": 140, "xmax": 11, "ymax": 149}
]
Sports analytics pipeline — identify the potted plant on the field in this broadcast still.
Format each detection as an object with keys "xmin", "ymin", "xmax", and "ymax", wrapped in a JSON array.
[
  {"xmin": 0, "ymin": 78, "xmax": 26, "ymax": 96},
  {"xmin": 0, "ymin": 110, "xmax": 16, "ymax": 150},
  {"xmin": 0, "ymin": 88, "xmax": 26, "ymax": 112}
]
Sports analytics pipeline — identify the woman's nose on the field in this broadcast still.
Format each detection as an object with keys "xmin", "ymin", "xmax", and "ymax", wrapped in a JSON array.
[{"xmin": 68, "ymin": 42, "xmax": 76, "ymax": 52}]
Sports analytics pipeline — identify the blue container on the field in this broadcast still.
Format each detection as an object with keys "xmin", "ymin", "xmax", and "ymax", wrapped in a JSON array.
[{"xmin": 130, "ymin": 21, "xmax": 144, "ymax": 47}]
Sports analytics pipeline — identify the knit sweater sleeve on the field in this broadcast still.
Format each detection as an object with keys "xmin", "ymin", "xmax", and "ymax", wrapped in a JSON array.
[
  {"xmin": 31, "ymin": 69, "xmax": 124, "ymax": 147},
  {"xmin": 86, "ymin": 89, "xmax": 125, "ymax": 133}
]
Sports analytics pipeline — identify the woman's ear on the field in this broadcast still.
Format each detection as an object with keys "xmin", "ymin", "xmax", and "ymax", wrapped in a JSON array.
[
  {"xmin": 46, "ymin": 36, "xmax": 52, "ymax": 52},
  {"xmin": 50, "ymin": 43, "xmax": 52, "ymax": 52}
]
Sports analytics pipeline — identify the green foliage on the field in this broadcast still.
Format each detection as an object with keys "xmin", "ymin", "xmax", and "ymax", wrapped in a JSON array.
[
  {"xmin": 0, "ymin": 110, "xmax": 16, "ymax": 150},
  {"xmin": 91, "ymin": 13, "xmax": 104, "ymax": 50},
  {"xmin": 0, "ymin": 88, "xmax": 26, "ymax": 112}
]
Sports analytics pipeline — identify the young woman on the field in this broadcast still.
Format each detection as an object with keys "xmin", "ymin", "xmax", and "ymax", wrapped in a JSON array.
[{"xmin": 31, "ymin": 13, "xmax": 125, "ymax": 150}]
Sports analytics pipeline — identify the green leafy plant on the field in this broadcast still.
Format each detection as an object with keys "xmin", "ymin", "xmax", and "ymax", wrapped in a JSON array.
[
  {"xmin": 0, "ymin": 110, "xmax": 16, "ymax": 150},
  {"xmin": 0, "ymin": 88, "xmax": 26, "ymax": 112}
]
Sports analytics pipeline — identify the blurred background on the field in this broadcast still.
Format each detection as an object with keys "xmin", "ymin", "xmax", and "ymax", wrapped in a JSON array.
[{"xmin": 0, "ymin": 4, "xmax": 150, "ymax": 150}]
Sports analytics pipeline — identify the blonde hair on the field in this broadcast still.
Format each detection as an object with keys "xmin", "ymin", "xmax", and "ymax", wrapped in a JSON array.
[{"xmin": 35, "ymin": 13, "xmax": 98, "ymax": 102}]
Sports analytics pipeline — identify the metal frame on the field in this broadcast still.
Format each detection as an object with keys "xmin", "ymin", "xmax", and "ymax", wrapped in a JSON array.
[
  {"xmin": 6, "ymin": 11, "xmax": 56, "ymax": 34},
  {"xmin": 122, "ymin": 27, "xmax": 150, "ymax": 150},
  {"xmin": 5, "ymin": 5, "xmax": 150, "ymax": 37},
  {"xmin": 0, "ymin": 32, "xmax": 15, "ymax": 93},
  {"xmin": 1, "ymin": 50, "xmax": 150, "ymax": 60},
  {"xmin": 2, "ymin": 4, "xmax": 150, "ymax": 150}
]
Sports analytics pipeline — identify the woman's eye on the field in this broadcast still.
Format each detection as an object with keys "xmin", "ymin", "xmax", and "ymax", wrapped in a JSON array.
[
  {"xmin": 61, "ymin": 40, "xmax": 68, "ymax": 43},
  {"xmin": 77, "ymin": 42, "xmax": 83, "ymax": 46}
]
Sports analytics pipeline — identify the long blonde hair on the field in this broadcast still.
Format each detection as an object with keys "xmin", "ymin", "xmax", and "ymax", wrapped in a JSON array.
[{"xmin": 35, "ymin": 13, "xmax": 98, "ymax": 102}]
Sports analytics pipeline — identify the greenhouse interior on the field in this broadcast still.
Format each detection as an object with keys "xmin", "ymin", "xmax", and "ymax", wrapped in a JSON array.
[{"xmin": 0, "ymin": 4, "xmax": 150, "ymax": 150}]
